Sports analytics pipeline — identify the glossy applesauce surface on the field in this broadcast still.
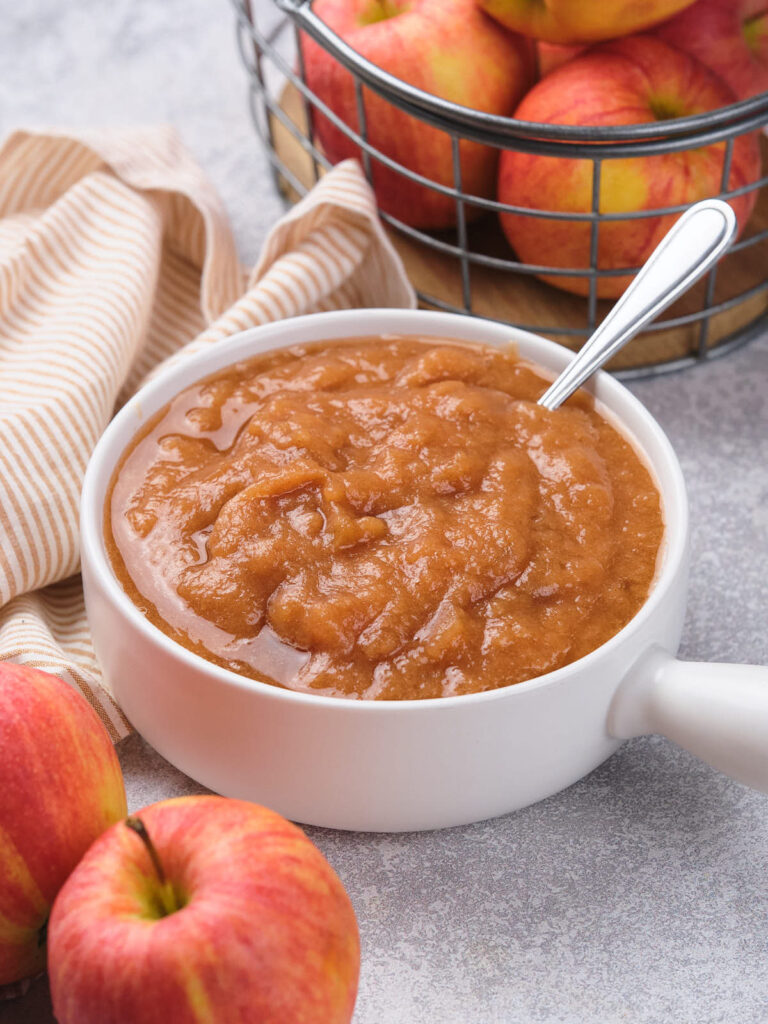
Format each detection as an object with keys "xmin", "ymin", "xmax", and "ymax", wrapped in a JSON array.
[{"xmin": 106, "ymin": 337, "xmax": 663, "ymax": 699}]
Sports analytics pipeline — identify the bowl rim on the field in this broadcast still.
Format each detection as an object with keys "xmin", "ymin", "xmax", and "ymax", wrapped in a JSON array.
[{"xmin": 81, "ymin": 308, "xmax": 689, "ymax": 712}]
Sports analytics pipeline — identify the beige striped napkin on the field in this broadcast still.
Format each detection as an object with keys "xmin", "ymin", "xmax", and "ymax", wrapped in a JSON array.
[{"xmin": 0, "ymin": 126, "xmax": 415, "ymax": 740}]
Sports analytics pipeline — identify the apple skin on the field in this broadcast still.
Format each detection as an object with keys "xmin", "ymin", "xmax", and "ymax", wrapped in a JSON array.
[
  {"xmin": 498, "ymin": 36, "xmax": 762, "ymax": 299},
  {"xmin": 654, "ymin": 0, "xmax": 768, "ymax": 101},
  {"xmin": 537, "ymin": 41, "xmax": 585, "ymax": 77},
  {"xmin": 0, "ymin": 662, "xmax": 126, "ymax": 985},
  {"xmin": 301, "ymin": 0, "xmax": 535, "ymax": 229},
  {"xmin": 478, "ymin": 0, "xmax": 698, "ymax": 44},
  {"xmin": 48, "ymin": 796, "xmax": 360, "ymax": 1024}
]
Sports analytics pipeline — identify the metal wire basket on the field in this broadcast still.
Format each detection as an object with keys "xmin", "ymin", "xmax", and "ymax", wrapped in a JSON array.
[{"xmin": 233, "ymin": 0, "xmax": 768, "ymax": 376}]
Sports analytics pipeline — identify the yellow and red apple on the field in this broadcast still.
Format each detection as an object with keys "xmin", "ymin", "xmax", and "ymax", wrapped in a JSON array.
[
  {"xmin": 498, "ymin": 36, "xmax": 762, "ymax": 298},
  {"xmin": 655, "ymin": 0, "xmax": 768, "ymax": 101},
  {"xmin": 537, "ymin": 41, "xmax": 585, "ymax": 77},
  {"xmin": 0, "ymin": 662, "xmax": 126, "ymax": 986},
  {"xmin": 48, "ymin": 796, "xmax": 360, "ymax": 1024},
  {"xmin": 301, "ymin": 0, "xmax": 535, "ymax": 228},
  {"xmin": 477, "ymin": 0, "xmax": 699, "ymax": 44}
]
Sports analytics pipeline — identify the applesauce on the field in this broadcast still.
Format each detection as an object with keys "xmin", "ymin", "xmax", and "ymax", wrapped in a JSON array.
[{"xmin": 106, "ymin": 337, "xmax": 663, "ymax": 700}]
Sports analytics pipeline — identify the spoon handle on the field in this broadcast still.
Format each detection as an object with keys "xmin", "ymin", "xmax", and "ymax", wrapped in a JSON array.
[{"xmin": 537, "ymin": 199, "xmax": 738, "ymax": 411}]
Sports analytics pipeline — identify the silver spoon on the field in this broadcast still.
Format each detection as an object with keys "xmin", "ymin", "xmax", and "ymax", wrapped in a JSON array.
[{"xmin": 537, "ymin": 199, "xmax": 737, "ymax": 411}]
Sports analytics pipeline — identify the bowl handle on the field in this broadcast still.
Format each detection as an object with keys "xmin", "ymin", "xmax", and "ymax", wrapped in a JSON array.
[{"xmin": 608, "ymin": 648, "xmax": 768, "ymax": 792}]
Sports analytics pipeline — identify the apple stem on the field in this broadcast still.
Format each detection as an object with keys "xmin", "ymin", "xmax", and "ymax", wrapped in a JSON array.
[
  {"xmin": 125, "ymin": 816, "xmax": 166, "ymax": 881},
  {"xmin": 125, "ymin": 816, "xmax": 179, "ymax": 917}
]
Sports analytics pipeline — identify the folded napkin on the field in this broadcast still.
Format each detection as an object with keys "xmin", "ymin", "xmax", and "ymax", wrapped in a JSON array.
[{"xmin": 0, "ymin": 126, "xmax": 415, "ymax": 739}]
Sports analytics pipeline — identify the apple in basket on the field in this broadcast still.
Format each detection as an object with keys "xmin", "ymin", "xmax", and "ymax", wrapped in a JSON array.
[
  {"xmin": 497, "ymin": 35, "xmax": 762, "ymax": 299},
  {"xmin": 654, "ymin": 0, "xmax": 768, "ymax": 101},
  {"xmin": 0, "ymin": 662, "xmax": 126, "ymax": 986},
  {"xmin": 300, "ymin": 0, "xmax": 535, "ymax": 229},
  {"xmin": 47, "ymin": 796, "xmax": 360, "ymax": 1024},
  {"xmin": 477, "ymin": 0, "xmax": 698, "ymax": 43},
  {"xmin": 539, "ymin": 2, "xmax": 768, "ymax": 89},
  {"xmin": 536, "ymin": 40, "xmax": 585, "ymax": 77}
]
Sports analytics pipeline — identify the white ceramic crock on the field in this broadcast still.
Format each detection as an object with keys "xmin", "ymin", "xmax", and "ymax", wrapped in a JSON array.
[{"xmin": 80, "ymin": 310, "xmax": 768, "ymax": 832}]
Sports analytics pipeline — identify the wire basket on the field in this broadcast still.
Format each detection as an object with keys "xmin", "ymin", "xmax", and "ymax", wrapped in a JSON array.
[{"xmin": 233, "ymin": 0, "xmax": 768, "ymax": 376}]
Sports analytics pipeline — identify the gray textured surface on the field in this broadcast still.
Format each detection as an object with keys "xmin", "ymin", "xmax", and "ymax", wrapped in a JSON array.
[{"xmin": 1, "ymin": 1, "xmax": 767, "ymax": 1022}]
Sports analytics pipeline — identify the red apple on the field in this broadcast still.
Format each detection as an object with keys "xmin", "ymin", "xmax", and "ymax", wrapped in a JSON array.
[
  {"xmin": 478, "ymin": 0, "xmax": 698, "ymax": 44},
  {"xmin": 654, "ymin": 0, "xmax": 768, "ymax": 101},
  {"xmin": 48, "ymin": 796, "xmax": 360, "ymax": 1024},
  {"xmin": 537, "ymin": 41, "xmax": 585, "ymax": 77},
  {"xmin": 0, "ymin": 662, "xmax": 126, "ymax": 985},
  {"xmin": 301, "ymin": 0, "xmax": 535, "ymax": 228},
  {"xmin": 498, "ymin": 36, "xmax": 762, "ymax": 298}
]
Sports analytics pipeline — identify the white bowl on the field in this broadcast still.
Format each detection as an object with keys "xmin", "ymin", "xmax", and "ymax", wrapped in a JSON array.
[{"xmin": 81, "ymin": 310, "xmax": 768, "ymax": 831}]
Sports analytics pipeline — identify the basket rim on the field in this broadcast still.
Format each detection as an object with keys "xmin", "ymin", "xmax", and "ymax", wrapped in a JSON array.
[{"xmin": 264, "ymin": 0, "xmax": 768, "ymax": 147}]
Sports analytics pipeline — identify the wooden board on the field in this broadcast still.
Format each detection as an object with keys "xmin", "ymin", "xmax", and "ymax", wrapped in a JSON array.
[{"xmin": 269, "ymin": 83, "xmax": 768, "ymax": 371}]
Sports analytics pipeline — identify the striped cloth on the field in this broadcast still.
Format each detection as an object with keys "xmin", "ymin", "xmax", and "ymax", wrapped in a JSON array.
[{"xmin": 0, "ymin": 126, "xmax": 415, "ymax": 740}]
